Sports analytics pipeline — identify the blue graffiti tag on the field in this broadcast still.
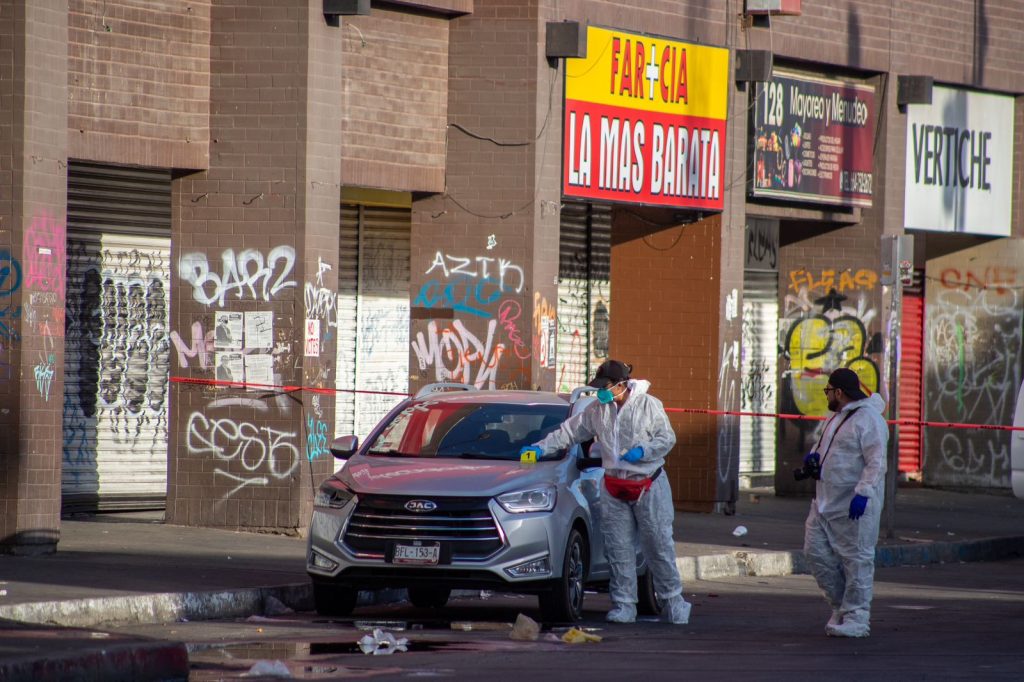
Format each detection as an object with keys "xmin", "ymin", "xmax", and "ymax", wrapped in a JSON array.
[
  {"xmin": 414, "ymin": 275, "xmax": 503, "ymax": 318},
  {"xmin": 306, "ymin": 413, "xmax": 329, "ymax": 461},
  {"xmin": 0, "ymin": 250, "xmax": 23, "ymax": 298}
]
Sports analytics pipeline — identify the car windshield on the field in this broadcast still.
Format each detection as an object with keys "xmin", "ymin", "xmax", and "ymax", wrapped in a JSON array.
[{"xmin": 364, "ymin": 400, "xmax": 569, "ymax": 461}]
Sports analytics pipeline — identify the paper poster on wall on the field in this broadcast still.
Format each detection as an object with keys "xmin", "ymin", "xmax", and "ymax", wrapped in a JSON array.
[
  {"xmin": 304, "ymin": 318, "xmax": 321, "ymax": 357},
  {"xmin": 244, "ymin": 311, "xmax": 273, "ymax": 349},
  {"xmin": 215, "ymin": 352, "xmax": 243, "ymax": 384},
  {"xmin": 244, "ymin": 353, "xmax": 274, "ymax": 390},
  {"xmin": 903, "ymin": 86, "xmax": 1013, "ymax": 235},
  {"xmin": 214, "ymin": 312, "xmax": 243, "ymax": 350}
]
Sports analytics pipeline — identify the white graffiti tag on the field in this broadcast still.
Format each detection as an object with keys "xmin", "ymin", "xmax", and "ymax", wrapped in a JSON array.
[
  {"xmin": 178, "ymin": 246, "xmax": 297, "ymax": 307},
  {"xmin": 411, "ymin": 319, "xmax": 506, "ymax": 390},
  {"xmin": 424, "ymin": 251, "xmax": 525, "ymax": 293},
  {"xmin": 185, "ymin": 412, "xmax": 300, "ymax": 498}
]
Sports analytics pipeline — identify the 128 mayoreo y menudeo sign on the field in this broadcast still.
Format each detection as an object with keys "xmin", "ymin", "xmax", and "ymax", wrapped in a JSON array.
[{"xmin": 562, "ymin": 26, "xmax": 730, "ymax": 210}]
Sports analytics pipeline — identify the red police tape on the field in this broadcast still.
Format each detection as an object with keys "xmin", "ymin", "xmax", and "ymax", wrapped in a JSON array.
[{"xmin": 169, "ymin": 376, "xmax": 1024, "ymax": 432}]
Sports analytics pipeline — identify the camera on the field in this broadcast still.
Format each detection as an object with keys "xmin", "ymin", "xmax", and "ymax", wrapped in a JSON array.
[{"xmin": 793, "ymin": 452, "xmax": 822, "ymax": 481}]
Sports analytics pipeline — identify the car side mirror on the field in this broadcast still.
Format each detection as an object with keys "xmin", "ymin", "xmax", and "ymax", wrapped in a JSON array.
[{"xmin": 330, "ymin": 435, "xmax": 359, "ymax": 460}]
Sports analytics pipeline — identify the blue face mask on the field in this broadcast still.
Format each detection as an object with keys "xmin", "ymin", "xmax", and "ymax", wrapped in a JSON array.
[{"xmin": 597, "ymin": 388, "xmax": 614, "ymax": 404}]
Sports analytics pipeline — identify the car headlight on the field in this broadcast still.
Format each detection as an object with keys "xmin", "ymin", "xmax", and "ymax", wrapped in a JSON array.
[
  {"xmin": 496, "ymin": 486, "xmax": 557, "ymax": 513},
  {"xmin": 314, "ymin": 480, "xmax": 355, "ymax": 509}
]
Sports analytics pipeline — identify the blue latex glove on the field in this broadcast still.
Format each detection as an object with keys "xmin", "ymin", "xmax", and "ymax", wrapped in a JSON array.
[
  {"xmin": 803, "ymin": 452, "xmax": 821, "ymax": 467},
  {"xmin": 849, "ymin": 494, "xmax": 869, "ymax": 520},
  {"xmin": 519, "ymin": 445, "xmax": 541, "ymax": 461},
  {"xmin": 621, "ymin": 446, "xmax": 644, "ymax": 463}
]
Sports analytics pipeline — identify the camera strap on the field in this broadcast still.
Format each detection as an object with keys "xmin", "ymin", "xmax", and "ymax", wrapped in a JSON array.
[{"xmin": 814, "ymin": 407, "xmax": 861, "ymax": 468}]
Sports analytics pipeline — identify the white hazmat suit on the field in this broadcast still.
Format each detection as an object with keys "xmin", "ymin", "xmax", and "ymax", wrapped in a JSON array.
[
  {"xmin": 803, "ymin": 392, "xmax": 888, "ymax": 637},
  {"xmin": 535, "ymin": 379, "xmax": 689, "ymax": 624}
]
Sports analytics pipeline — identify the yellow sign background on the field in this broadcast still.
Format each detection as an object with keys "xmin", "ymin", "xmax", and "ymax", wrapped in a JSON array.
[{"xmin": 566, "ymin": 25, "xmax": 729, "ymax": 120}]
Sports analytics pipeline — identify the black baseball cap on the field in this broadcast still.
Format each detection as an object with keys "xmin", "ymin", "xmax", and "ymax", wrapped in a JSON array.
[
  {"xmin": 588, "ymin": 360, "xmax": 632, "ymax": 388},
  {"xmin": 828, "ymin": 367, "xmax": 868, "ymax": 401}
]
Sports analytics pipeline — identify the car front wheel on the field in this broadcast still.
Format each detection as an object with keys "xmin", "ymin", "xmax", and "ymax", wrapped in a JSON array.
[
  {"xmin": 539, "ymin": 529, "xmax": 587, "ymax": 622},
  {"xmin": 313, "ymin": 582, "xmax": 358, "ymax": 617}
]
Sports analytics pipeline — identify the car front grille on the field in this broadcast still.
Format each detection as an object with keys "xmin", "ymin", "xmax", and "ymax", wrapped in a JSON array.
[{"xmin": 343, "ymin": 495, "xmax": 503, "ymax": 561}]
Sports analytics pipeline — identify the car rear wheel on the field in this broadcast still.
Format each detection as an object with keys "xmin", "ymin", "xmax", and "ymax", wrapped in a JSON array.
[
  {"xmin": 408, "ymin": 586, "xmax": 451, "ymax": 609},
  {"xmin": 539, "ymin": 529, "xmax": 587, "ymax": 622},
  {"xmin": 637, "ymin": 568, "xmax": 663, "ymax": 616},
  {"xmin": 313, "ymin": 582, "xmax": 358, "ymax": 617}
]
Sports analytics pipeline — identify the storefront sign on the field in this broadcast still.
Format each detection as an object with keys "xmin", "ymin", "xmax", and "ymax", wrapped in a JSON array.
[
  {"xmin": 904, "ymin": 86, "xmax": 1013, "ymax": 236},
  {"xmin": 562, "ymin": 26, "xmax": 729, "ymax": 210},
  {"xmin": 751, "ymin": 71, "xmax": 875, "ymax": 207}
]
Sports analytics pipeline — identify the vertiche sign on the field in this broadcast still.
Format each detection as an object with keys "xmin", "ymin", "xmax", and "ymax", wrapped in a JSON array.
[
  {"xmin": 903, "ymin": 86, "xmax": 1013, "ymax": 236},
  {"xmin": 562, "ymin": 26, "xmax": 729, "ymax": 210},
  {"xmin": 751, "ymin": 70, "xmax": 875, "ymax": 207}
]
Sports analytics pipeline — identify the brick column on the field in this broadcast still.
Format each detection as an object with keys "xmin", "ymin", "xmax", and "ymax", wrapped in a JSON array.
[
  {"xmin": 167, "ymin": 0, "xmax": 339, "ymax": 531},
  {"xmin": 0, "ymin": 0, "xmax": 68, "ymax": 554},
  {"xmin": 410, "ymin": 3, "xmax": 560, "ymax": 393}
]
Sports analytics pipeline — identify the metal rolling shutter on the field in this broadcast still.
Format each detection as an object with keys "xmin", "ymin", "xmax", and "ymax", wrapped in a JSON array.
[
  {"xmin": 64, "ymin": 162, "xmax": 172, "ymax": 511},
  {"xmin": 335, "ymin": 204, "xmax": 410, "ymax": 441},
  {"xmin": 335, "ymin": 205, "xmax": 359, "ymax": 440},
  {"xmin": 739, "ymin": 270, "xmax": 779, "ymax": 483},
  {"xmin": 557, "ymin": 202, "xmax": 611, "ymax": 393},
  {"xmin": 898, "ymin": 290, "xmax": 924, "ymax": 474}
]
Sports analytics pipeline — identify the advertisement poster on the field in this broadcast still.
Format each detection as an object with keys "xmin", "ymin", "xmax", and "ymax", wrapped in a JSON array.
[
  {"xmin": 244, "ymin": 353, "xmax": 274, "ymax": 390},
  {"xmin": 562, "ymin": 26, "xmax": 730, "ymax": 210},
  {"xmin": 903, "ymin": 86, "xmax": 1013, "ymax": 235},
  {"xmin": 752, "ymin": 71, "xmax": 875, "ymax": 207},
  {"xmin": 215, "ymin": 352, "xmax": 243, "ymax": 384},
  {"xmin": 214, "ymin": 312, "xmax": 243, "ymax": 351},
  {"xmin": 244, "ymin": 311, "xmax": 273, "ymax": 349}
]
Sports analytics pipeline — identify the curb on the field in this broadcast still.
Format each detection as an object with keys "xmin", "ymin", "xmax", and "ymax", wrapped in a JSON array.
[
  {"xmin": 0, "ymin": 625, "xmax": 189, "ymax": 682},
  {"xmin": 675, "ymin": 535, "xmax": 1024, "ymax": 582}
]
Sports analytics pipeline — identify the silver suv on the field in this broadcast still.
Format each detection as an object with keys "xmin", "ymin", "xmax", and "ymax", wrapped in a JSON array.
[{"xmin": 306, "ymin": 383, "xmax": 659, "ymax": 622}]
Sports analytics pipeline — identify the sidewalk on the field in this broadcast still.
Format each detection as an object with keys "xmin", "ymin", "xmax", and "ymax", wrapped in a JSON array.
[{"xmin": 1, "ymin": 486, "xmax": 1022, "ymax": 679}]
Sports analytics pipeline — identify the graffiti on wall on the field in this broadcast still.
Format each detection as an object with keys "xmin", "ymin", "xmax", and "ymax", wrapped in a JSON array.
[
  {"xmin": 556, "ymin": 278, "xmax": 610, "ymax": 392},
  {"xmin": 925, "ymin": 262, "xmax": 1022, "ymax": 487},
  {"xmin": 178, "ymin": 246, "xmax": 296, "ymax": 307},
  {"xmin": 412, "ymin": 248, "xmax": 530, "ymax": 390},
  {"xmin": 412, "ymin": 319, "xmax": 506, "ymax": 389},
  {"xmin": 782, "ymin": 276, "xmax": 881, "ymax": 417},
  {"xmin": 63, "ymin": 244, "xmax": 172, "ymax": 480},
  {"xmin": 0, "ymin": 249, "xmax": 23, "ymax": 346},
  {"xmin": 185, "ymin": 411, "xmax": 300, "ymax": 498}
]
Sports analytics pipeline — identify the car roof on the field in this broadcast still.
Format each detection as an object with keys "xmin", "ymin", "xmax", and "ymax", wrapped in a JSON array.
[{"xmin": 412, "ymin": 389, "xmax": 570, "ymax": 407}]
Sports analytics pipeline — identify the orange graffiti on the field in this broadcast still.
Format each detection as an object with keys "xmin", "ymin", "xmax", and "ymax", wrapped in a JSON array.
[
  {"xmin": 533, "ymin": 292, "xmax": 556, "ymax": 330},
  {"xmin": 788, "ymin": 268, "xmax": 878, "ymax": 294}
]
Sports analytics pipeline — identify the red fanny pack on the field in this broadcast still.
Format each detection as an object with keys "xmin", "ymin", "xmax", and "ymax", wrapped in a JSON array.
[{"xmin": 604, "ymin": 469, "xmax": 660, "ymax": 502}]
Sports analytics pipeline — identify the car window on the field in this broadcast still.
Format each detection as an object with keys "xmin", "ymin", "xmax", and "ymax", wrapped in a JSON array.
[{"xmin": 365, "ymin": 401, "xmax": 568, "ymax": 460}]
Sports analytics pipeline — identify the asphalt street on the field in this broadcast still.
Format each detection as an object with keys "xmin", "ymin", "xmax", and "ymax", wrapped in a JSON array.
[{"xmin": 107, "ymin": 557, "xmax": 1024, "ymax": 681}]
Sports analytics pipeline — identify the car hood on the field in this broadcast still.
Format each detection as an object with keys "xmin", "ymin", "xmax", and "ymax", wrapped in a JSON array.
[{"xmin": 340, "ymin": 455, "xmax": 562, "ymax": 498}]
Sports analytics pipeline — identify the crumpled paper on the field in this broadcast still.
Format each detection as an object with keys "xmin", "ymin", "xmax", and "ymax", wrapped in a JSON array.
[
  {"xmin": 508, "ymin": 613, "xmax": 540, "ymax": 641},
  {"xmin": 358, "ymin": 628, "xmax": 409, "ymax": 655},
  {"xmin": 561, "ymin": 627, "xmax": 602, "ymax": 644}
]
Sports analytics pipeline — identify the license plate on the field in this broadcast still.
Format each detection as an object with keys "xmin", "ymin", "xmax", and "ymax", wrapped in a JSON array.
[{"xmin": 393, "ymin": 543, "xmax": 440, "ymax": 565}]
